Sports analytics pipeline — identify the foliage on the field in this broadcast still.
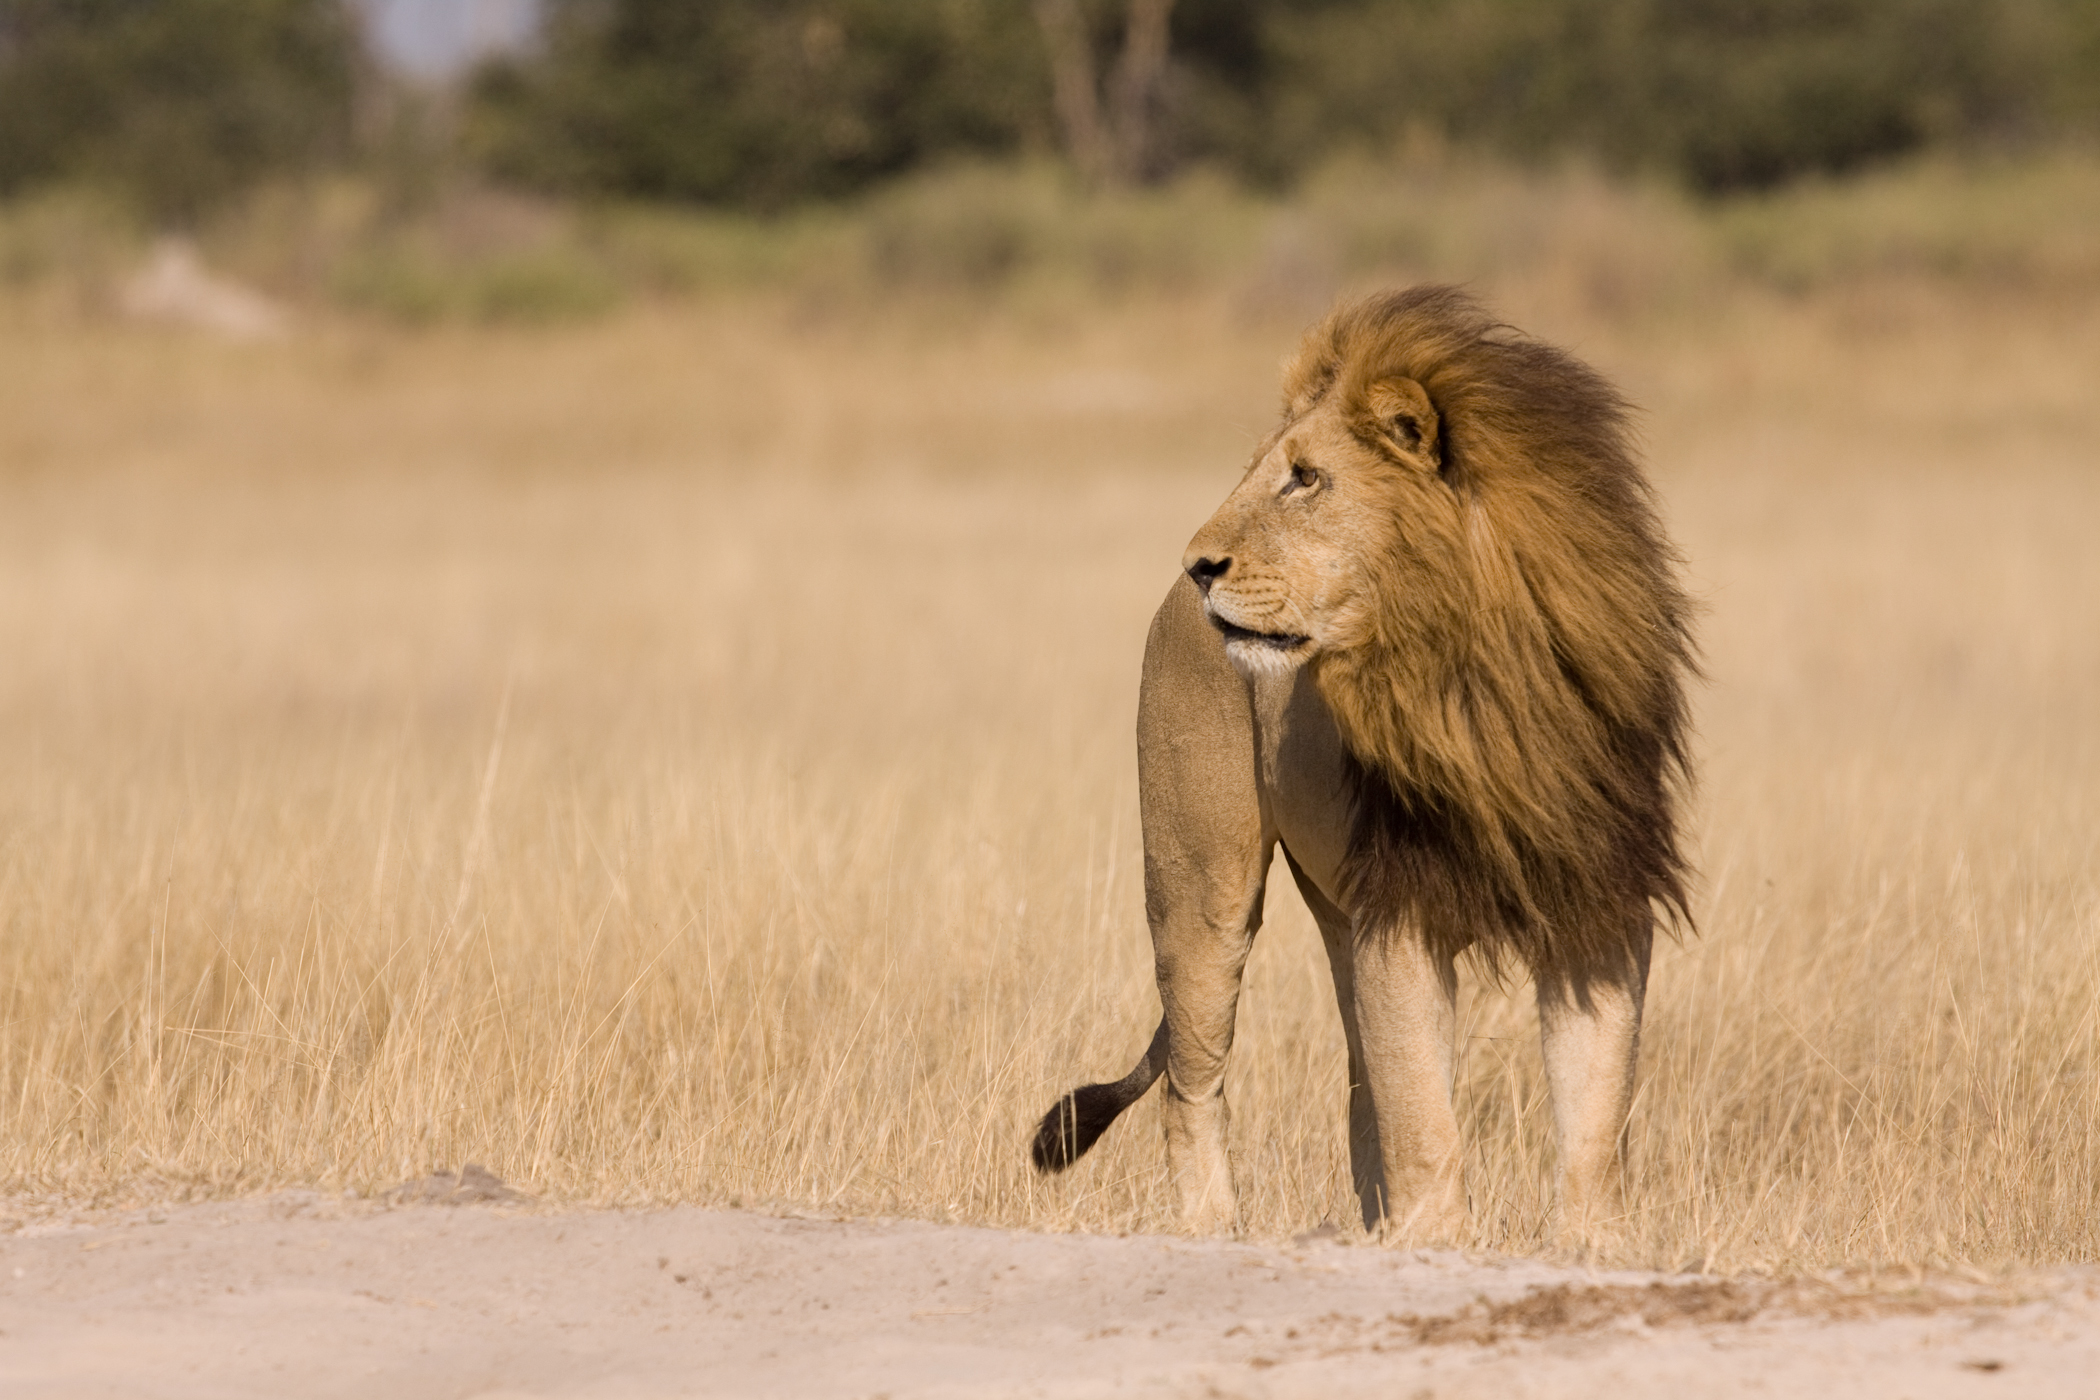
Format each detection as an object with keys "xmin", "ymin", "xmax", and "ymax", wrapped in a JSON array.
[
  {"xmin": 1246, "ymin": 0, "xmax": 2076, "ymax": 193},
  {"xmin": 467, "ymin": 0, "xmax": 1052, "ymax": 208},
  {"xmin": 0, "ymin": 0, "xmax": 2094, "ymax": 218},
  {"xmin": 472, "ymin": 0, "xmax": 2099, "ymax": 203},
  {"xmin": 0, "ymin": 0, "xmax": 362, "ymax": 221}
]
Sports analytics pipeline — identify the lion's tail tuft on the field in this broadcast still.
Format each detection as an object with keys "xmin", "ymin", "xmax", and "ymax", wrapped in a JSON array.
[{"xmin": 1029, "ymin": 1018, "xmax": 1169, "ymax": 1173}]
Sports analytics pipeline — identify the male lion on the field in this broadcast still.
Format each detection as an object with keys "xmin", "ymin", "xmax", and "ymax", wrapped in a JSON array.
[{"xmin": 1032, "ymin": 286, "xmax": 1695, "ymax": 1243}]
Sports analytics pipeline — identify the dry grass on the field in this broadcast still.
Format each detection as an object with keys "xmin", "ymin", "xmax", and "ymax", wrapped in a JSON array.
[{"xmin": 1, "ymin": 271, "xmax": 2097, "ymax": 1273}]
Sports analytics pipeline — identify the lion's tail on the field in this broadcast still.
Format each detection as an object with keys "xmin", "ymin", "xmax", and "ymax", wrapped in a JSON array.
[{"xmin": 1030, "ymin": 1017, "xmax": 1170, "ymax": 1172}]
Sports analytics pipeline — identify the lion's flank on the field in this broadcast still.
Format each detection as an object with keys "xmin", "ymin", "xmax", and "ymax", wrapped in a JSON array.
[{"xmin": 1296, "ymin": 286, "xmax": 1697, "ymax": 982}]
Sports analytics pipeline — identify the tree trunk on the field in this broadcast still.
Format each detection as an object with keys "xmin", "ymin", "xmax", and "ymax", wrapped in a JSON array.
[
  {"xmin": 1108, "ymin": 0, "xmax": 1173, "ymax": 184},
  {"xmin": 1033, "ymin": 0, "xmax": 1111, "ymax": 184},
  {"xmin": 1033, "ymin": 0, "xmax": 1177, "ymax": 187}
]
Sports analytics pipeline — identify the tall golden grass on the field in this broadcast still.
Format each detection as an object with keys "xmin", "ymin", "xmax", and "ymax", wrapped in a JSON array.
[{"xmin": 1, "ymin": 269, "xmax": 2096, "ymax": 1271}]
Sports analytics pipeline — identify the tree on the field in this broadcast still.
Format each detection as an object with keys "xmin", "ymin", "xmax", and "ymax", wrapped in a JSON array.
[
  {"xmin": 468, "ymin": 0, "xmax": 1049, "ymax": 208},
  {"xmin": 463, "ymin": 0, "xmax": 2094, "ymax": 205},
  {"xmin": 0, "ymin": 0, "xmax": 363, "ymax": 220},
  {"xmin": 1246, "ymin": 0, "xmax": 2065, "ymax": 193}
]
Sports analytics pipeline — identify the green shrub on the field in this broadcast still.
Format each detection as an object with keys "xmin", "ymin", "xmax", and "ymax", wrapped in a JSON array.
[
  {"xmin": 1714, "ymin": 151, "xmax": 2100, "ymax": 289},
  {"xmin": 0, "ymin": 187, "xmax": 138, "ymax": 287},
  {"xmin": 330, "ymin": 237, "xmax": 624, "ymax": 325},
  {"xmin": 468, "ymin": 248, "xmax": 622, "ymax": 322}
]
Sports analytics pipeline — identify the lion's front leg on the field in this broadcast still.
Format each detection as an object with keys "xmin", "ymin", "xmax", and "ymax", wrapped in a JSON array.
[
  {"xmin": 1537, "ymin": 925, "xmax": 1653, "ymax": 1248},
  {"xmin": 1351, "ymin": 922, "xmax": 1467, "ymax": 1244}
]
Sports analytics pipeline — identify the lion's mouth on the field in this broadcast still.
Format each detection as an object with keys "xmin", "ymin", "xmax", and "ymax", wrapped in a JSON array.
[{"xmin": 1210, "ymin": 617, "xmax": 1312, "ymax": 652}]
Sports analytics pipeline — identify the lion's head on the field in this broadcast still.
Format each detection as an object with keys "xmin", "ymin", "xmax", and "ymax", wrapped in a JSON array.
[{"xmin": 1184, "ymin": 285, "xmax": 1696, "ymax": 978}]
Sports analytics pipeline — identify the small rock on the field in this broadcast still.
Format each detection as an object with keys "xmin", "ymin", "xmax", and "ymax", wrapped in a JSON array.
[
  {"xmin": 387, "ymin": 1163, "xmax": 530, "ymax": 1207},
  {"xmin": 1291, "ymin": 1221, "xmax": 1341, "ymax": 1247},
  {"xmin": 118, "ymin": 238, "xmax": 287, "ymax": 340}
]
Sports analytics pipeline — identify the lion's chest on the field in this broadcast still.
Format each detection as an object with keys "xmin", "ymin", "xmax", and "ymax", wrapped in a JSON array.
[{"xmin": 1248, "ymin": 667, "xmax": 1355, "ymax": 913}]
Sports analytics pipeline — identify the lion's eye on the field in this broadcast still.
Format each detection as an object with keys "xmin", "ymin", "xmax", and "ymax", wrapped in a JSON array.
[{"xmin": 1285, "ymin": 461, "xmax": 1320, "ymax": 494}]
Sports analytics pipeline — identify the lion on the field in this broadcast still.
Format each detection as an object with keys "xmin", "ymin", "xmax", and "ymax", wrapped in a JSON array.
[{"xmin": 1031, "ymin": 286, "xmax": 1695, "ymax": 1243}]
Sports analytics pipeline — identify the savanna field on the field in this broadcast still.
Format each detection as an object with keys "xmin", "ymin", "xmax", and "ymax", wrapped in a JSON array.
[{"xmin": 3, "ymin": 164, "xmax": 2099, "ymax": 1276}]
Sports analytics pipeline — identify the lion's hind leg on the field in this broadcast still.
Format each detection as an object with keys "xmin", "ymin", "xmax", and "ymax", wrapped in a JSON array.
[
  {"xmin": 1137, "ymin": 575, "xmax": 1271, "ymax": 1235},
  {"xmin": 1031, "ymin": 1019, "xmax": 1169, "ymax": 1171}
]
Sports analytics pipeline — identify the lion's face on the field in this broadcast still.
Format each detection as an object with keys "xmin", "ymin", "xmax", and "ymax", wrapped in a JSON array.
[{"xmin": 1182, "ymin": 372, "xmax": 1451, "ymax": 677}]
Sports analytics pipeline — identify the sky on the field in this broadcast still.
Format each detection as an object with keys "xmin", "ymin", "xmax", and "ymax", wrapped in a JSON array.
[{"xmin": 351, "ymin": 0, "xmax": 542, "ymax": 81}]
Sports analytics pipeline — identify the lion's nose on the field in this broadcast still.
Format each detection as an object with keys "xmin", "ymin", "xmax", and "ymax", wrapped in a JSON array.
[{"xmin": 1184, "ymin": 553, "xmax": 1231, "ymax": 593}]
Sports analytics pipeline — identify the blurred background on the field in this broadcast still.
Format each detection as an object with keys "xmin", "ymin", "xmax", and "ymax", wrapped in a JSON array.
[
  {"xmin": 3, "ymin": 2, "xmax": 2099, "ymax": 1268},
  {"xmin": 2, "ymin": 0, "xmax": 2099, "ymax": 314}
]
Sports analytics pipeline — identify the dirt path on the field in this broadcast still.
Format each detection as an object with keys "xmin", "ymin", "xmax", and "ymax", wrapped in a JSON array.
[{"xmin": 3, "ymin": 1193, "xmax": 2093, "ymax": 1398}]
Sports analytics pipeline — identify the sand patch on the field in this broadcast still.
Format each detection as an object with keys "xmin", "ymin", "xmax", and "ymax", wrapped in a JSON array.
[{"xmin": 1, "ymin": 1195, "xmax": 2094, "ymax": 1398}]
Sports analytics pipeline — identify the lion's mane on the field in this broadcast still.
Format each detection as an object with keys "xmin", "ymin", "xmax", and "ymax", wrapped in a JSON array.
[{"xmin": 1292, "ymin": 287, "xmax": 1696, "ymax": 982}]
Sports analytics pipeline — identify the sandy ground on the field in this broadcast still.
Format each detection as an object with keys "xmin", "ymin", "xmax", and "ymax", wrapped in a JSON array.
[{"xmin": 3, "ymin": 1188, "xmax": 2094, "ymax": 1399}]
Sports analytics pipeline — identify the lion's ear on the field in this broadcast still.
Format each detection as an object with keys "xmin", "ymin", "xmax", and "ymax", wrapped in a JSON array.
[{"xmin": 1365, "ymin": 377, "xmax": 1442, "ymax": 473}]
